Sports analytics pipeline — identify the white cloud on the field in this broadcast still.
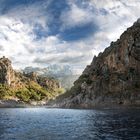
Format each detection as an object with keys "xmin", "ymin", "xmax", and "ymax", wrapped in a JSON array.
[
  {"xmin": 0, "ymin": 0, "xmax": 140, "ymax": 74},
  {"xmin": 5, "ymin": 1, "xmax": 49, "ymax": 28},
  {"xmin": 0, "ymin": 17, "xmax": 34, "ymax": 66},
  {"xmin": 59, "ymin": 0, "xmax": 140, "ymax": 71},
  {"xmin": 87, "ymin": 0, "xmax": 140, "ymax": 49},
  {"xmin": 60, "ymin": 3, "xmax": 94, "ymax": 29},
  {"xmin": 0, "ymin": 15, "xmax": 92, "ymax": 71}
]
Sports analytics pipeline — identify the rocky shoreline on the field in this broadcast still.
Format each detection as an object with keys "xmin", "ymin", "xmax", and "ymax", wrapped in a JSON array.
[
  {"xmin": 51, "ymin": 102, "xmax": 140, "ymax": 109},
  {"xmin": 0, "ymin": 99, "xmax": 49, "ymax": 108},
  {"xmin": 0, "ymin": 100, "xmax": 26, "ymax": 108},
  {"xmin": 1, "ymin": 99, "xmax": 140, "ymax": 109}
]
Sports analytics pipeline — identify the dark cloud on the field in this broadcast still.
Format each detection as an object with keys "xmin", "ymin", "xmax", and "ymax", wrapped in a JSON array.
[
  {"xmin": 33, "ymin": 53, "xmax": 90, "ymax": 67},
  {"xmin": 33, "ymin": 23, "xmax": 48, "ymax": 40},
  {"xmin": 0, "ymin": 0, "xmax": 99, "ymax": 42},
  {"xmin": 59, "ymin": 55, "xmax": 86, "ymax": 64},
  {"xmin": 0, "ymin": 0, "xmax": 43, "ymax": 14},
  {"xmin": 46, "ymin": 0, "xmax": 70, "ymax": 36},
  {"xmin": 0, "ymin": 32, "xmax": 8, "ymax": 41},
  {"xmin": 33, "ymin": 56, "xmax": 58, "ymax": 65},
  {"xmin": 99, "ymin": 8, "xmax": 109, "ymax": 15},
  {"xmin": 0, "ymin": 45, "xmax": 4, "ymax": 51}
]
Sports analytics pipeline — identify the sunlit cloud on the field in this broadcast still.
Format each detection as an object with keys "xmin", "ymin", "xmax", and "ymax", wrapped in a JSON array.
[{"xmin": 0, "ymin": 0, "xmax": 140, "ymax": 74}]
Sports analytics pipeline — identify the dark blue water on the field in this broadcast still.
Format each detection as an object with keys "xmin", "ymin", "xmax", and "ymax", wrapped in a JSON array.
[{"xmin": 0, "ymin": 108, "xmax": 140, "ymax": 140}]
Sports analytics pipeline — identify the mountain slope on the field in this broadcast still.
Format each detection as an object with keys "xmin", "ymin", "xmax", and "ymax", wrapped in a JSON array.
[
  {"xmin": 55, "ymin": 19, "xmax": 140, "ymax": 108},
  {"xmin": 0, "ymin": 57, "xmax": 63, "ymax": 105},
  {"xmin": 23, "ymin": 65, "xmax": 80, "ymax": 89}
]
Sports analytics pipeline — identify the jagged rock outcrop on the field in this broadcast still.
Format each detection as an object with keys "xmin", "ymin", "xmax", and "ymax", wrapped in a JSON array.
[
  {"xmin": 0, "ymin": 56, "xmax": 15, "ymax": 86},
  {"xmin": 56, "ymin": 19, "xmax": 140, "ymax": 108},
  {"xmin": 0, "ymin": 57, "xmax": 63, "ymax": 104},
  {"xmin": 24, "ymin": 72, "xmax": 61, "ymax": 90},
  {"xmin": 0, "ymin": 56, "xmax": 27, "ymax": 88}
]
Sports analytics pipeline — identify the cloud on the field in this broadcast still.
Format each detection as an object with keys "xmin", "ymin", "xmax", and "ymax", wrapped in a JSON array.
[
  {"xmin": 0, "ymin": 0, "xmax": 140, "ymax": 74},
  {"xmin": 60, "ymin": 3, "xmax": 93, "ymax": 28},
  {"xmin": 60, "ymin": 0, "xmax": 98, "ymax": 41},
  {"xmin": 86, "ymin": 0, "xmax": 140, "ymax": 51},
  {"xmin": 3, "ymin": 1, "xmax": 49, "ymax": 30}
]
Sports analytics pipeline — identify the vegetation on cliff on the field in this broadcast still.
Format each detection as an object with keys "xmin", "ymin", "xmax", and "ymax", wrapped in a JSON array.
[{"xmin": 0, "ymin": 57, "xmax": 64, "ymax": 103}]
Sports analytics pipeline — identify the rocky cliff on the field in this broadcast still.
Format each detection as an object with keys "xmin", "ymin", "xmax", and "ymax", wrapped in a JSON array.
[
  {"xmin": 0, "ymin": 56, "xmax": 27, "ymax": 88},
  {"xmin": 0, "ymin": 56, "xmax": 16, "ymax": 86},
  {"xmin": 0, "ymin": 57, "xmax": 63, "ymax": 104},
  {"xmin": 55, "ymin": 19, "xmax": 140, "ymax": 108},
  {"xmin": 24, "ymin": 72, "xmax": 61, "ymax": 90}
]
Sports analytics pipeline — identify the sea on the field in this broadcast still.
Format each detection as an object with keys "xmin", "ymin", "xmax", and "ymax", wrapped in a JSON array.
[{"xmin": 0, "ymin": 108, "xmax": 140, "ymax": 140}]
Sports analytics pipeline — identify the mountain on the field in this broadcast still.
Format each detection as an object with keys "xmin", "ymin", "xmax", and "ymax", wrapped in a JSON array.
[
  {"xmin": 54, "ymin": 19, "xmax": 140, "ymax": 108},
  {"xmin": 0, "ymin": 56, "xmax": 63, "ymax": 106},
  {"xmin": 23, "ymin": 65, "xmax": 80, "ymax": 89},
  {"xmin": 23, "ymin": 65, "xmax": 73, "ymax": 77}
]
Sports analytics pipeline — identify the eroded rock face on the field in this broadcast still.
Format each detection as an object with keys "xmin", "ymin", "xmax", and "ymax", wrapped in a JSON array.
[
  {"xmin": 37, "ymin": 77, "xmax": 61, "ymax": 90},
  {"xmin": 0, "ymin": 57, "xmax": 63, "ymax": 103},
  {"xmin": 24, "ymin": 72, "xmax": 61, "ymax": 90},
  {"xmin": 57, "ymin": 19, "xmax": 140, "ymax": 108},
  {"xmin": 0, "ymin": 56, "xmax": 15, "ymax": 86},
  {"xmin": 0, "ymin": 57, "xmax": 60, "ymax": 91},
  {"xmin": 0, "ymin": 56, "xmax": 28, "ymax": 88}
]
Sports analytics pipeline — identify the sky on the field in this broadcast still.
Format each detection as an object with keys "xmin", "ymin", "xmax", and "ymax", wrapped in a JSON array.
[{"xmin": 0, "ymin": 0, "xmax": 140, "ymax": 74}]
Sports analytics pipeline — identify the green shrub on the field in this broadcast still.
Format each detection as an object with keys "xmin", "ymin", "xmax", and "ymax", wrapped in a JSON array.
[
  {"xmin": 0, "ymin": 81, "xmax": 63, "ymax": 102},
  {"xmin": 16, "ymin": 89, "xmax": 31, "ymax": 102}
]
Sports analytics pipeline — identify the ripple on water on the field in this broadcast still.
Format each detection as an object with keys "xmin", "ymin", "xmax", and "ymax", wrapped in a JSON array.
[{"xmin": 0, "ymin": 108, "xmax": 140, "ymax": 140}]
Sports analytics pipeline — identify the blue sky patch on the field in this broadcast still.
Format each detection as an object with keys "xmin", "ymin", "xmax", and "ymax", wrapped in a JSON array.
[{"xmin": 60, "ymin": 22, "xmax": 98, "ymax": 41}]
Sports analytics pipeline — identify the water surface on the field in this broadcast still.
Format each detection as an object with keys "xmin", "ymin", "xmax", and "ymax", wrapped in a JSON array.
[{"xmin": 0, "ymin": 108, "xmax": 140, "ymax": 140}]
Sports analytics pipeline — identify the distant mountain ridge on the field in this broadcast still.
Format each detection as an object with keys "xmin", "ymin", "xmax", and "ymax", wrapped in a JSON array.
[
  {"xmin": 22, "ymin": 65, "xmax": 80, "ymax": 89},
  {"xmin": 23, "ymin": 65, "xmax": 73, "ymax": 77}
]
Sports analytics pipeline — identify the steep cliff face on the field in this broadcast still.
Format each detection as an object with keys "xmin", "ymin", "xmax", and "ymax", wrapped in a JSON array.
[
  {"xmin": 0, "ymin": 56, "xmax": 26, "ymax": 88},
  {"xmin": 0, "ymin": 56, "xmax": 15, "ymax": 86},
  {"xmin": 0, "ymin": 57, "xmax": 63, "ymax": 103},
  {"xmin": 56, "ymin": 19, "xmax": 140, "ymax": 108}
]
